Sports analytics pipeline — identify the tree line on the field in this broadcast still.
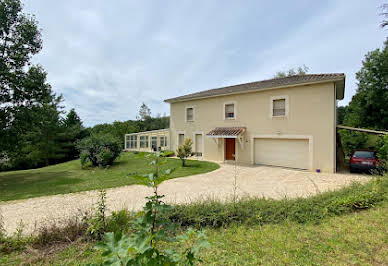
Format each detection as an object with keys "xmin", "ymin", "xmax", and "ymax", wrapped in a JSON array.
[
  {"xmin": 337, "ymin": 38, "xmax": 387, "ymax": 158},
  {"xmin": 0, "ymin": 0, "xmax": 168, "ymax": 171},
  {"xmin": 88, "ymin": 103, "xmax": 169, "ymax": 147},
  {"xmin": 337, "ymin": 4, "xmax": 388, "ymax": 159},
  {"xmin": 1, "ymin": 0, "xmax": 386, "ymax": 171}
]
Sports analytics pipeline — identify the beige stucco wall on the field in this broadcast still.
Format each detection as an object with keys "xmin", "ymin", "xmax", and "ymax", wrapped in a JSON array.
[
  {"xmin": 124, "ymin": 129, "xmax": 170, "ymax": 152},
  {"xmin": 169, "ymin": 82, "xmax": 337, "ymax": 172}
]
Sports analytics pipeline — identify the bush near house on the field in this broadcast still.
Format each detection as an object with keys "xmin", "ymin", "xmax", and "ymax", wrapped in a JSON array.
[
  {"xmin": 339, "ymin": 130, "xmax": 385, "ymax": 157},
  {"xmin": 76, "ymin": 134, "xmax": 122, "ymax": 167},
  {"xmin": 378, "ymin": 134, "xmax": 388, "ymax": 160}
]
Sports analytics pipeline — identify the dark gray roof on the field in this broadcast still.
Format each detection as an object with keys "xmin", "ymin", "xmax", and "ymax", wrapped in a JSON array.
[{"xmin": 164, "ymin": 73, "xmax": 345, "ymax": 103}]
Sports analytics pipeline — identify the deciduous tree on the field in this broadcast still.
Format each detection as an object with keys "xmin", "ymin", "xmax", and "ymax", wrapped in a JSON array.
[
  {"xmin": 344, "ymin": 41, "xmax": 388, "ymax": 130},
  {"xmin": 0, "ymin": 0, "xmax": 43, "ymax": 150},
  {"xmin": 138, "ymin": 102, "xmax": 151, "ymax": 121}
]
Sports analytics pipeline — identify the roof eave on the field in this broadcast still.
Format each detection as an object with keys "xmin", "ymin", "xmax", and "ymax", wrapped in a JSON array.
[
  {"xmin": 164, "ymin": 77, "xmax": 346, "ymax": 103},
  {"xmin": 335, "ymin": 76, "xmax": 345, "ymax": 100}
]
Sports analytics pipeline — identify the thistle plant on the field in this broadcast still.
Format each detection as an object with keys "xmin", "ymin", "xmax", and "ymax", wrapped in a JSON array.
[{"xmin": 93, "ymin": 151, "xmax": 210, "ymax": 265}]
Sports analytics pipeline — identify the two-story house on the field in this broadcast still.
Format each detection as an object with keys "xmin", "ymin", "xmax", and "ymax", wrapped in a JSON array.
[{"xmin": 125, "ymin": 73, "xmax": 345, "ymax": 173}]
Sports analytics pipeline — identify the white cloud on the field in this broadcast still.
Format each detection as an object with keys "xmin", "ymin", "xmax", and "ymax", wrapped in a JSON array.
[{"xmin": 23, "ymin": 0, "xmax": 387, "ymax": 126}]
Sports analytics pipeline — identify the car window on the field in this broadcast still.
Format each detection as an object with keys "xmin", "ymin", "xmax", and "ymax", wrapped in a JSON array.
[{"xmin": 353, "ymin": 151, "xmax": 375, "ymax": 159}]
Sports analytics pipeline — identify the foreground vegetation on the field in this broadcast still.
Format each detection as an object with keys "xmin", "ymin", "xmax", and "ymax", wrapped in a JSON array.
[
  {"xmin": 1, "ymin": 176, "xmax": 387, "ymax": 265},
  {"xmin": 0, "ymin": 152, "xmax": 219, "ymax": 201},
  {"xmin": 3, "ymin": 202, "xmax": 387, "ymax": 265}
]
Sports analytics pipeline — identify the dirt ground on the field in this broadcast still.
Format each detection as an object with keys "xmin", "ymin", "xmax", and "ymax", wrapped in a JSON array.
[{"xmin": 0, "ymin": 163, "xmax": 370, "ymax": 235}]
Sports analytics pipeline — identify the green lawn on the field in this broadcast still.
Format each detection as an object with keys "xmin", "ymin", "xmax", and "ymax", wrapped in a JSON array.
[
  {"xmin": 0, "ymin": 152, "xmax": 219, "ymax": 201},
  {"xmin": 2, "ymin": 201, "xmax": 387, "ymax": 265}
]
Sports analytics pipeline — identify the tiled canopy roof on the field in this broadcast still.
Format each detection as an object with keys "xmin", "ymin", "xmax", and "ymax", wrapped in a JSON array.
[
  {"xmin": 206, "ymin": 127, "xmax": 246, "ymax": 137},
  {"xmin": 164, "ymin": 73, "xmax": 345, "ymax": 103}
]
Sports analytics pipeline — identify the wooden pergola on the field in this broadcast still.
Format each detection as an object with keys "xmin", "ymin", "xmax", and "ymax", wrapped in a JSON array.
[{"xmin": 336, "ymin": 125, "xmax": 387, "ymax": 135}]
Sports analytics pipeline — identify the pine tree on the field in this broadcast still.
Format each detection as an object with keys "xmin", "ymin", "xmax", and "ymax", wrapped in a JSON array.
[{"xmin": 62, "ymin": 108, "xmax": 86, "ymax": 160}]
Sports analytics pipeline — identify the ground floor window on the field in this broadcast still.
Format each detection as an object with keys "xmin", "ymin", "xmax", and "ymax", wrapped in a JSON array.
[
  {"xmin": 125, "ymin": 135, "xmax": 131, "ymax": 149},
  {"xmin": 151, "ymin": 136, "xmax": 157, "ymax": 150},
  {"xmin": 195, "ymin": 133, "xmax": 203, "ymax": 157},
  {"xmin": 140, "ymin": 136, "xmax": 149, "ymax": 148},
  {"xmin": 159, "ymin": 136, "xmax": 168, "ymax": 147},
  {"xmin": 128, "ymin": 135, "xmax": 137, "ymax": 149},
  {"xmin": 178, "ymin": 134, "xmax": 185, "ymax": 146}
]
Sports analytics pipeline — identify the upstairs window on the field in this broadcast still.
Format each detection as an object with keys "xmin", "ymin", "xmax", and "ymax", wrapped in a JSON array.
[
  {"xmin": 225, "ymin": 103, "xmax": 235, "ymax": 119},
  {"xmin": 272, "ymin": 99, "xmax": 286, "ymax": 117},
  {"xmin": 186, "ymin": 107, "xmax": 194, "ymax": 122}
]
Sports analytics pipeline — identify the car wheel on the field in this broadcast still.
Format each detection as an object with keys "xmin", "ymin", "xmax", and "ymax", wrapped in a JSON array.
[{"xmin": 349, "ymin": 167, "xmax": 355, "ymax": 173}]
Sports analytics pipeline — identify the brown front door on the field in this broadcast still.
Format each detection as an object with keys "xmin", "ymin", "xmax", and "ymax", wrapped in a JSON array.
[{"xmin": 225, "ymin": 138, "xmax": 235, "ymax": 160}]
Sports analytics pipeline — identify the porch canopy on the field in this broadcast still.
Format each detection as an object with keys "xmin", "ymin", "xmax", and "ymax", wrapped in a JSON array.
[{"xmin": 206, "ymin": 127, "xmax": 246, "ymax": 147}]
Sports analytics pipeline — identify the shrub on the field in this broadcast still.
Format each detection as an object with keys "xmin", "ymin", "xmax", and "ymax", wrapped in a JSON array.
[
  {"xmin": 79, "ymin": 151, "xmax": 90, "ymax": 168},
  {"xmin": 338, "ymin": 130, "xmax": 384, "ymax": 157},
  {"xmin": 163, "ymin": 177, "xmax": 388, "ymax": 228},
  {"xmin": 176, "ymin": 138, "xmax": 193, "ymax": 166},
  {"xmin": 327, "ymin": 190, "xmax": 382, "ymax": 214},
  {"xmin": 76, "ymin": 134, "xmax": 121, "ymax": 167},
  {"xmin": 378, "ymin": 134, "xmax": 388, "ymax": 160},
  {"xmin": 32, "ymin": 215, "xmax": 87, "ymax": 248}
]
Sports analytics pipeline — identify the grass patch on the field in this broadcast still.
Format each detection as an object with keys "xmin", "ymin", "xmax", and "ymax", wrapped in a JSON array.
[
  {"xmin": 197, "ymin": 201, "xmax": 388, "ymax": 265},
  {"xmin": 1, "ymin": 177, "xmax": 387, "ymax": 265},
  {"xmin": 0, "ymin": 152, "xmax": 219, "ymax": 201},
  {"xmin": 2, "ymin": 201, "xmax": 387, "ymax": 265}
]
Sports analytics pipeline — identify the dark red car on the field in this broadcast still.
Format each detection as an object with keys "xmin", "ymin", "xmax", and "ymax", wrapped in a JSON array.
[{"xmin": 349, "ymin": 150, "xmax": 379, "ymax": 173}]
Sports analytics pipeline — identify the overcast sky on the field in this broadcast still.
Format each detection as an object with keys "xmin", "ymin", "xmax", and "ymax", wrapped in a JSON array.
[{"xmin": 23, "ymin": 0, "xmax": 387, "ymax": 126}]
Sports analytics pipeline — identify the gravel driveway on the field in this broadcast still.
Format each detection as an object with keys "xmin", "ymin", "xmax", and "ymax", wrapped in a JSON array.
[{"xmin": 0, "ymin": 163, "xmax": 369, "ymax": 235}]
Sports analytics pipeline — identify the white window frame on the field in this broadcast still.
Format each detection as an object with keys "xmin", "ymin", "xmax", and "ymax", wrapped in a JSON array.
[
  {"xmin": 125, "ymin": 135, "xmax": 131, "ymax": 149},
  {"xmin": 159, "ymin": 136, "xmax": 165, "ymax": 147},
  {"xmin": 270, "ymin": 95, "xmax": 289, "ymax": 118},
  {"xmin": 129, "ymin": 135, "xmax": 137, "ymax": 149},
  {"xmin": 177, "ymin": 131, "xmax": 185, "ymax": 147},
  {"xmin": 151, "ymin": 136, "xmax": 157, "ymax": 150},
  {"xmin": 140, "ymin": 135, "xmax": 149, "ymax": 148},
  {"xmin": 164, "ymin": 136, "xmax": 168, "ymax": 148},
  {"xmin": 223, "ymin": 101, "xmax": 236, "ymax": 120},
  {"xmin": 192, "ymin": 131, "xmax": 204, "ymax": 157},
  {"xmin": 185, "ymin": 106, "xmax": 195, "ymax": 122}
]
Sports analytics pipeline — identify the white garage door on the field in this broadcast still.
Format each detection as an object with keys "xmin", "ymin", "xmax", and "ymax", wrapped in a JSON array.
[{"xmin": 254, "ymin": 138, "xmax": 309, "ymax": 169}]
